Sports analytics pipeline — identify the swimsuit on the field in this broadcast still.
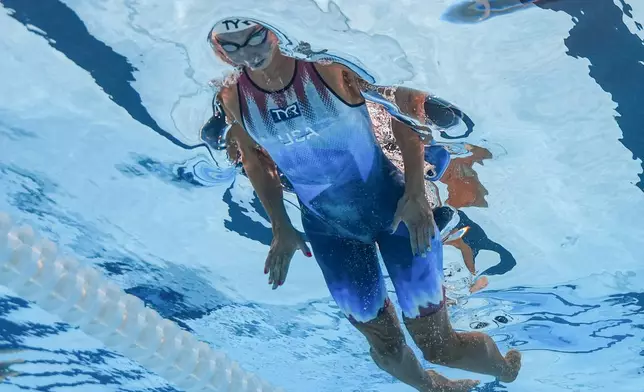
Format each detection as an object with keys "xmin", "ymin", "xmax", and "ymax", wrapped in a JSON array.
[{"xmin": 237, "ymin": 60, "xmax": 445, "ymax": 322}]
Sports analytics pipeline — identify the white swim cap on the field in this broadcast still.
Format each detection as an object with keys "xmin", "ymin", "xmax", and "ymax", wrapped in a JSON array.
[{"xmin": 211, "ymin": 19, "xmax": 259, "ymax": 35}]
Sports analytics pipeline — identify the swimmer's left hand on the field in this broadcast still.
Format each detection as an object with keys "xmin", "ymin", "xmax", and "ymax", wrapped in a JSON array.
[{"xmin": 391, "ymin": 191, "xmax": 436, "ymax": 256}]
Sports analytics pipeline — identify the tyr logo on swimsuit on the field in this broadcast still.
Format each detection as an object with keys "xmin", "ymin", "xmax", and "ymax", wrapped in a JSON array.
[{"xmin": 270, "ymin": 103, "xmax": 302, "ymax": 123}]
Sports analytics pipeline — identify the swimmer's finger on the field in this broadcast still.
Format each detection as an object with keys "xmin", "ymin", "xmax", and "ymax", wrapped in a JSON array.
[
  {"xmin": 427, "ymin": 218, "xmax": 436, "ymax": 241},
  {"xmin": 413, "ymin": 222, "xmax": 422, "ymax": 253},
  {"xmin": 420, "ymin": 223, "xmax": 430, "ymax": 255},
  {"xmin": 390, "ymin": 212, "xmax": 403, "ymax": 234},
  {"xmin": 275, "ymin": 252, "xmax": 292, "ymax": 289},
  {"xmin": 279, "ymin": 258, "xmax": 291, "ymax": 287},
  {"xmin": 265, "ymin": 254, "xmax": 273, "ymax": 281},
  {"xmin": 271, "ymin": 256, "xmax": 282, "ymax": 290},
  {"xmin": 409, "ymin": 224, "xmax": 420, "ymax": 256},
  {"xmin": 267, "ymin": 250, "xmax": 281, "ymax": 285},
  {"xmin": 296, "ymin": 237, "xmax": 312, "ymax": 257},
  {"xmin": 420, "ymin": 224, "xmax": 429, "ymax": 255},
  {"xmin": 277, "ymin": 254, "xmax": 289, "ymax": 287},
  {"xmin": 264, "ymin": 252, "xmax": 273, "ymax": 275},
  {"xmin": 267, "ymin": 258, "xmax": 275, "ymax": 285},
  {"xmin": 417, "ymin": 226, "xmax": 426, "ymax": 256}
]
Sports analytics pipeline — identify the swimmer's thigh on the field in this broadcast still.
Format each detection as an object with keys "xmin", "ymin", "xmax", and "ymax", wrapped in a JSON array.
[
  {"xmin": 304, "ymin": 230, "xmax": 388, "ymax": 324},
  {"xmin": 377, "ymin": 224, "xmax": 445, "ymax": 319},
  {"xmin": 305, "ymin": 229, "xmax": 412, "ymax": 354}
]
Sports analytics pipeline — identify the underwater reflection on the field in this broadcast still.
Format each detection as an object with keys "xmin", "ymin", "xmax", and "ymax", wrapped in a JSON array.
[{"xmin": 442, "ymin": 0, "xmax": 545, "ymax": 24}]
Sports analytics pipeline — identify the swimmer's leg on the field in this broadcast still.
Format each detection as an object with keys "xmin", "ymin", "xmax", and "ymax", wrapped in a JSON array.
[
  {"xmin": 377, "ymin": 226, "xmax": 521, "ymax": 383},
  {"xmin": 304, "ymin": 231, "xmax": 467, "ymax": 391},
  {"xmin": 405, "ymin": 306, "xmax": 521, "ymax": 382}
]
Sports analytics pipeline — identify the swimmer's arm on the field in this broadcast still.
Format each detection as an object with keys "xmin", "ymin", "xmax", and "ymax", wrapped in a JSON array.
[
  {"xmin": 361, "ymin": 82, "xmax": 429, "ymax": 124},
  {"xmin": 392, "ymin": 91, "xmax": 429, "ymax": 195},
  {"xmin": 392, "ymin": 118, "xmax": 427, "ymax": 196},
  {"xmin": 228, "ymin": 123, "xmax": 293, "ymax": 229},
  {"xmin": 218, "ymin": 88, "xmax": 292, "ymax": 229},
  {"xmin": 391, "ymin": 87, "xmax": 428, "ymax": 122}
]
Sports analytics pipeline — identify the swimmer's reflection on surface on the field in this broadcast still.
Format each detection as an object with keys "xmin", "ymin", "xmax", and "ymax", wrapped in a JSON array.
[
  {"xmin": 442, "ymin": 0, "xmax": 552, "ymax": 23},
  {"xmin": 440, "ymin": 144, "xmax": 491, "ymax": 209},
  {"xmin": 371, "ymin": 103, "xmax": 517, "ymax": 292},
  {"xmin": 438, "ymin": 143, "xmax": 517, "ymax": 280}
]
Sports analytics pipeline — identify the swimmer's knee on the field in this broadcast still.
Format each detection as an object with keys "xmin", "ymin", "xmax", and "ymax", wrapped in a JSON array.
[{"xmin": 351, "ymin": 299, "xmax": 406, "ymax": 358}]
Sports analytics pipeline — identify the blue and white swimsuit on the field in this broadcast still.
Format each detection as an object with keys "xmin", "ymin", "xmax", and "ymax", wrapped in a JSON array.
[{"xmin": 237, "ymin": 60, "xmax": 445, "ymax": 322}]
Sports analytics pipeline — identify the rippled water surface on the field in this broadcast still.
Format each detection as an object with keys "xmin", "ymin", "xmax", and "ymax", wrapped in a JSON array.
[{"xmin": 1, "ymin": 0, "xmax": 643, "ymax": 391}]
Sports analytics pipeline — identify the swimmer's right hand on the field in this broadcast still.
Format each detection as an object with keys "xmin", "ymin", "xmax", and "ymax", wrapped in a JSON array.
[{"xmin": 265, "ymin": 224, "xmax": 312, "ymax": 290}]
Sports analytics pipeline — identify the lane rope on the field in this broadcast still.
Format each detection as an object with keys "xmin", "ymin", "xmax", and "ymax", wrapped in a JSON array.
[{"xmin": 0, "ymin": 212, "xmax": 284, "ymax": 392}]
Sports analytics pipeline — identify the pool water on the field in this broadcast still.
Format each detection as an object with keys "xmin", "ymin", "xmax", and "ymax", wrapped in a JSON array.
[{"xmin": 0, "ymin": 0, "xmax": 643, "ymax": 391}]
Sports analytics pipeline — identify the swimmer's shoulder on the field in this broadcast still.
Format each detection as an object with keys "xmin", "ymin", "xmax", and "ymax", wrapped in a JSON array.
[
  {"xmin": 310, "ymin": 61, "xmax": 365, "ymax": 106},
  {"xmin": 218, "ymin": 84, "xmax": 243, "ymax": 124},
  {"xmin": 218, "ymin": 83, "xmax": 254, "ymax": 146}
]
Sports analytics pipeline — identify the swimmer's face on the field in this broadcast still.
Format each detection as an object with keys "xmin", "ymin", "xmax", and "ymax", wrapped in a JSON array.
[{"xmin": 211, "ymin": 26, "xmax": 278, "ymax": 70}]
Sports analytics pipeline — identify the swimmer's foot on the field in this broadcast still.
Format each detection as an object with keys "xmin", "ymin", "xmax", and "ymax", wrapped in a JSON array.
[
  {"xmin": 424, "ymin": 370, "xmax": 479, "ymax": 392},
  {"xmin": 469, "ymin": 276, "xmax": 489, "ymax": 293},
  {"xmin": 499, "ymin": 349, "xmax": 522, "ymax": 383}
]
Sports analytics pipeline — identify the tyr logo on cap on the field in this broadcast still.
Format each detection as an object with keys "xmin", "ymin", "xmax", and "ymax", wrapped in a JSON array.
[{"xmin": 214, "ymin": 19, "xmax": 258, "ymax": 34}]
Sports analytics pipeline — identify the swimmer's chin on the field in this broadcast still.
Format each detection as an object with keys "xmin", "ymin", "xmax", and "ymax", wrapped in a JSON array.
[
  {"xmin": 248, "ymin": 49, "xmax": 276, "ymax": 71},
  {"xmin": 246, "ymin": 58, "xmax": 270, "ymax": 71},
  {"xmin": 250, "ymin": 64, "xmax": 267, "ymax": 71}
]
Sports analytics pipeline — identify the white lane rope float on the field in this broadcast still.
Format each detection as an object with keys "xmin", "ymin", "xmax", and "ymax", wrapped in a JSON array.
[{"xmin": 0, "ymin": 212, "xmax": 284, "ymax": 392}]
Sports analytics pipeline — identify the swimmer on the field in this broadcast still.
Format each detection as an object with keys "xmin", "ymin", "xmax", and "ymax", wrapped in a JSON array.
[{"xmin": 209, "ymin": 19, "xmax": 521, "ymax": 391}]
